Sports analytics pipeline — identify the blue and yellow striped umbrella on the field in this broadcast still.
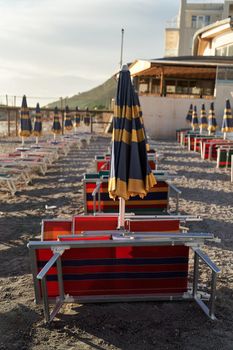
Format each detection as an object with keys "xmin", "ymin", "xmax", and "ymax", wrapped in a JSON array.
[
  {"xmin": 208, "ymin": 102, "xmax": 217, "ymax": 133},
  {"xmin": 20, "ymin": 95, "xmax": 32, "ymax": 137},
  {"xmin": 186, "ymin": 104, "xmax": 193, "ymax": 124},
  {"xmin": 51, "ymin": 106, "xmax": 62, "ymax": 134},
  {"xmin": 33, "ymin": 103, "xmax": 42, "ymax": 136},
  {"xmin": 191, "ymin": 105, "xmax": 199, "ymax": 130},
  {"xmin": 199, "ymin": 103, "xmax": 208, "ymax": 131},
  {"xmin": 108, "ymin": 65, "xmax": 156, "ymax": 201},
  {"xmin": 64, "ymin": 105, "xmax": 73, "ymax": 130},
  {"xmin": 84, "ymin": 107, "xmax": 91, "ymax": 126},
  {"xmin": 74, "ymin": 106, "xmax": 81, "ymax": 127},
  {"xmin": 221, "ymin": 99, "xmax": 233, "ymax": 133}
]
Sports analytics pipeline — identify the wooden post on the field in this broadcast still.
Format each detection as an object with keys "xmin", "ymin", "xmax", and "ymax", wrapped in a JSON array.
[
  {"xmin": 60, "ymin": 97, "xmax": 64, "ymax": 135},
  {"xmin": 15, "ymin": 108, "xmax": 19, "ymax": 136},
  {"xmin": 149, "ymin": 77, "xmax": 152, "ymax": 94},
  {"xmin": 61, "ymin": 110, "xmax": 64, "ymax": 135},
  {"xmin": 90, "ymin": 112, "xmax": 93, "ymax": 133},
  {"xmin": 160, "ymin": 68, "xmax": 164, "ymax": 97},
  {"xmin": 7, "ymin": 108, "xmax": 10, "ymax": 136}
]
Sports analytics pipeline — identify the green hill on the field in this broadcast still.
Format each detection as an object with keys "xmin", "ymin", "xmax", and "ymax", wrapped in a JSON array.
[{"xmin": 47, "ymin": 76, "xmax": 117, "ymax": 110}]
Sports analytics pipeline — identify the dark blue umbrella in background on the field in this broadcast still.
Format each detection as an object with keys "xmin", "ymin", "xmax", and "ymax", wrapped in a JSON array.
[
  {"xmin": 108, "ymin": 65, "xmax": 156, "ymax": 228},
  {"xmin": 191, "ymin": 105, "xmax": 199, "ymax": 131},
  {"xmin": 74, "ymin": 106, "xmax": 81, "ymax": 131},
  {"xmin": 208, "ymin": 102, "xmax": 217, "ymax": 135},
  {"xmin": 20, "ymin": 95, "xmax": 32, "ymax": 146},
  {"xmin": 33, "ymin": 102, "xmax": 42, "ymax": 144},
  {"xmin": 64, "ymin": 105, "xmax": 73, "ymax": 131},
  {"xmin": 199, "ymin": 103, "xmax": 208, "ymax": 134},
  {"xmin": 186, "ymin": 104, "xmax": 193, "ymax": 125},
  {"xmin": 84, "ymin": 107, "xmax": 91, "ymax": 126},
  {"xmin": 221, "ymin": 99, "xmax": 233, "ymax": 139},
  {"xmin": 51, "ymin": 106, "xmax": 61, "ymax": 142}
]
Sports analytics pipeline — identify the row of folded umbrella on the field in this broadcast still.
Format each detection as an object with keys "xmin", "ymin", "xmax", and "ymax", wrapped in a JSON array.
[
  {"xmin": 20, "ymin": 95, "xmax": 91, "ymax": 139},
  {"xmin": 186, "ymin": 100, "xmax": 233, "ymax": 134}
]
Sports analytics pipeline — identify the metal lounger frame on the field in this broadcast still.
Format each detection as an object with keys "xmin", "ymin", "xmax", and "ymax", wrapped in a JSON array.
[
  {"xmin": 88, "ymin": 178, "xmax": 182, "ymax": 215},
  {"xmin": 28, "ymin": 232, "xmax": 220, "ymax": 323}
]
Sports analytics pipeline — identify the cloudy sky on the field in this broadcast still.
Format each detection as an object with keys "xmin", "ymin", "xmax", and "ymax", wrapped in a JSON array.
[{"xmin": 0, "ymin": 0, "xmax": 179, "ymax": 106}]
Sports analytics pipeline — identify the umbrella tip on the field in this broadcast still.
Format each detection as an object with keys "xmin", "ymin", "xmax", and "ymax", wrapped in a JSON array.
[
  {"xmin": 121, "ymin": 64, "xmax": 129, "ymax": 71},
  {"xmin": 22, "ymin": 95, "xmax": 27, "ymax": 108}
]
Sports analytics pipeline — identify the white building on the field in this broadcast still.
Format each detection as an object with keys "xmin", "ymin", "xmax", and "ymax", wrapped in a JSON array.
[
  {"xmin": 165, "ymin": 0, "xmax": 233, "ymax": 57},
  {"xmin": 193, "ymin": 16, "xmax": 233, "ymax": 55}
]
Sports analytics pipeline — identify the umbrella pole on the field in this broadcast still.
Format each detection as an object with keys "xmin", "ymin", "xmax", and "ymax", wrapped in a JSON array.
[
  {"xmin": 35, "ymin": 136, "xmax": 38, "ymax": 145},
  {"xmin": 53, "ymin": 133, "xmax": 56, "ymax": 142},
  {"xmin": 118, "ymin": 197, "xmax": 125, "ymax": 229},
  {"xmin": 21, "ymin": 136, "xmax": 25, "ymax": 147},
  {"xmin": 223, "ymin": 132, "xmax": 226, "ymax": 140}
]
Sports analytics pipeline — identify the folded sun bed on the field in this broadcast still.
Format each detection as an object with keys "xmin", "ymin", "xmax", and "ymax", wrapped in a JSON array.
[{"xmin": 28, "ymin": 230, "xmax": 220, "ymax": 323}]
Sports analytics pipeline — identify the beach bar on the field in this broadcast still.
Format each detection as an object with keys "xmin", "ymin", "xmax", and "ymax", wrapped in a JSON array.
[{"xmin": 129, "ymin": 57, "xmax": 233, "ymax": 139}]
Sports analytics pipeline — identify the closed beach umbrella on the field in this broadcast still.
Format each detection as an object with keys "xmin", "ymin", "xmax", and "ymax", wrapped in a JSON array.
[
  {"xmin": 20, "ymin": 95, "xmax": 32, "ymax": 145},
  {"xmin": 84, "ymin": 107, "xmax": 90, "ymax": 126},
  {"xmin": 199, "ymin": 103, "xmax": 208, "ymax": 133},
  {"xmin": 221, "ymin": 99, "xmax": 233, "ymax": 139},
  {"xmin": 33, "ymin": 103, "xmax": 42, "ymax": 144},
  {"xmin": 64, "ymin": 105, "xmax": 73, "ymax": 131},
  {"xmin": 191, "ymin": 106, "xmax": 199, "ymax": 131},
  {"xmin": 52, "ymin": 106, "xmax": 61, "ymax": 141},
  {"xmin": 208, "ymin": 102, "xmax": 217, "ymax": 135},
  {"xmin": 74, "ymin": 106, "xmax": 81, "ymax": 128},
  {"xmin": 186, "ymin": 103, "xmax": 193, "ymax": 124},
  {"xmin": 108, "ymin": 65, "xmax": 156, "ymax": 227}
]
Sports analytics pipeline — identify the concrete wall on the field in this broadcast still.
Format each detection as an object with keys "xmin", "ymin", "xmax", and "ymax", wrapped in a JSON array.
[
  {"xmin": 139, "ymin": 84, "xmax": 233, "ymax": 140},
  {"xmin": 165, "ymin": 29, "xmax": 180, "ymax": 57}
]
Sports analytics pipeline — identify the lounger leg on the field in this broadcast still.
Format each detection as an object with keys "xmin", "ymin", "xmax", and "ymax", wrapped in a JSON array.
[
  {"xmin": 209, "ymin": 272, "xmax": 218, "ymax": 319},
  {"xmin": 41, "ymin": 278, "xmax": 50, "ymax": 323},
  {"xmin": 192, "ymin": 249, "xmax": 220, "ymax": 320},
  {"xmin": 192, "ymin": 252, "xmax": 199, "ymax": 298},
  {"xmin": 37, "ymin": 252, "xmax": 66, "ymax": 323}
]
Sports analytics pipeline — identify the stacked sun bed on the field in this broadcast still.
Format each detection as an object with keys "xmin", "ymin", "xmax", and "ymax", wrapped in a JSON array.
[
  {"xmin": 177, "ymin": 128, "xmax": 233, "ymax": 173},
  {"xmin": 0, "ymin": 134, "xmax": 89, "ymax": 195}
]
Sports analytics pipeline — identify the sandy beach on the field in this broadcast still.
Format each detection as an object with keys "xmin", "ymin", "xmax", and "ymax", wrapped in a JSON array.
[{"xmin": 0, "ymin": 134, "xmax": 233, "ymax": 350}]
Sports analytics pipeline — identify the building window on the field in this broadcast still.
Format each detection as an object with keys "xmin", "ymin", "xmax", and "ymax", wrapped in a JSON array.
[
  {"xmin": 164, "ymin": 79, "xmax": 214, "ymax": 97},
  {"xmin": 151, "ymin": 79, "xmax": 160, "ymax": 94},
  {"xmin": 191, "ymin": 15, "xmax": 210, "ymax": 29},
  {"xmin": 215, "ymin": 44, "xmax": 233, "ymax": 57},
  {"xmin": 217, "ymin": 67, "xmax": 233, "ymax": 82},
  {"xmin": 228, "ymin": 44, "xmax": 233, "ymax": 56},
  {"xmin": 176, "ymin": 80, "xmax": 189, "ymax": 94},
  {"xmin": 138, "ymin": 77, "xmax": 150, "ymax": 94},
  {"xmin": 165, "ymin": 80, "xmax": 176, "ymax": 94},
  {"xmin": 191, "ymin": 16, "xmax": 197, "ymax": 28}
]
